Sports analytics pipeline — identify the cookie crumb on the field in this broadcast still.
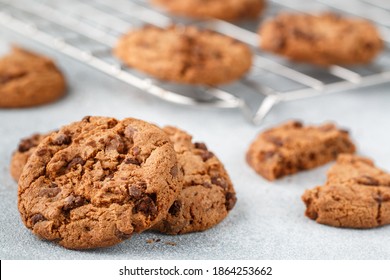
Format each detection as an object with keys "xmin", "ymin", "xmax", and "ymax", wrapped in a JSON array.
[
  {"xmin": 146, "ymin": 238, "xmax": 161, "ymax": 244},
  {"xmin": 164, "ymin": 241, "xmax": 177, "ymax": 246}
]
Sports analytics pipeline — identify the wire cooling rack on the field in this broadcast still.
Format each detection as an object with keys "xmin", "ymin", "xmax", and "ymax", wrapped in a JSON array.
[{"xmin": 0, "ymin": 0, "xmax": 389, "ymax": 124}]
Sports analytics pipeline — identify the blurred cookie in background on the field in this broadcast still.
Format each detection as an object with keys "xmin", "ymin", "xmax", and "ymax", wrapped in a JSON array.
[
  {"xmin": 115, "ymin": 25, "xmax": 252, "ymax": 85},
  {"xmin": 259, "ymin": 13, "xmax": 383, "ymax": 66},
  {"xmin": 0, "ymin": 46, "xmax": 66, "ymax": 108},
  {"xmin": 152, "ymin": 0, "xmax": 266, "ymax": 21}
]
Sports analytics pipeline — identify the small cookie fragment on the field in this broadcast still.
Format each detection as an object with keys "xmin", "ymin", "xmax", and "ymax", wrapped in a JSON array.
[
  {"xmin": 259, "ymin": 13, "xmax": 383, "ymax": 66},
  {"xmin": 18, "ymin": 116, "xmax": 182, "ymax": 249},
  {"xmin": 10, "ymin": 133, "xmax": 52, "ymax": 181},
  {"xmin": 0, "ymin": 46, "xmax": 66, "ymax": 108},
  {"xmin": 152, "ymin": 0, "xmax": 265, "ymax": 21},
  {"xmin": 114, "ymin": 25, "xmax": 252, "ymax": 85},
  {"xmin": 302, "ymin": 154, "xmax": 390, "ymax": 228},
  {"xmin": 246, "ymin": 121, "xmax": 356, "ymax": 181},
  {"xmin": 153, "ymin": 126, "xmax": 237, "ymax": 234}
]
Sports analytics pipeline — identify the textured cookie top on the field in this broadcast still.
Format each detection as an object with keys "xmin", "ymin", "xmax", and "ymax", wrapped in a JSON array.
[
  {"xmin": 260, "ymin": 13, "xmax": 383, "ymax": 65},
  {"xmin": 327, "ymin": 154, "xmax": 390, "ymax": 186},
  {"xmin": 153, "ymin": 126, "xmax": 236, "ymax": 234},
  {"xmin": 0, "ymin": 47, "xmax": 66, "ymax": 107},
  {"xmin": 10, "ymin": 133, "xmax": 51, "ymax": 181},
  {"xmin": 152, "ymin": 0, "xmax": 265, "ymax": 21},
  {"xmin": 18, "ymin": 116, "xmax": 181, "ymax": 249},
  {"xmin": 114, "ymin": 25, "xmax": 252, "ymax": 85},
  {"xmin": 302, "ymin": 155, "xmax": 390, "ymax": 228}
]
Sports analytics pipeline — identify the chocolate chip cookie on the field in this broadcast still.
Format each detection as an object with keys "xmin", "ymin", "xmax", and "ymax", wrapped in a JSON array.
[
  {"xmin": 152, "ymin": 0, "xmax": 265, "ymax": 21},
  {"xmin": 10, "ymin": 132, "xmax": 51, "ymax": 181},
  {"xmin": 114, "ymin": 25, "xmax": 252, "ymax": 85},
  {"xmin": 259, "ymin": 13, "xmax": 383, "ymax": 66},
  {"xmin": 0, "ymin": 46, "xmax": 66, "ymax": 108},
  {"xmin": 302, "ymin": 154, "xmax": 390, "ymax": 228},
  {"xmin": 18, "ymin": 116, "xmax": 182, "ymax": 249},
  {"xmin": 246, "ymin": 121, "xmax": 356, "ymax": 181},
  {"xmin": 153, "ymin": 126, "xmax": 237, "ymax": 234}
]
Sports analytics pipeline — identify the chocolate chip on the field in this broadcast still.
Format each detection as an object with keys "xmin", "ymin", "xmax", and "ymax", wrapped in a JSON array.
[
  {"xmin": 291, "ymin": 121, "xmax": 303, "ymax": 128},
  {"xmin": 194, "ymin": 142, "xmax": 208, "ymax": 150},
  {"xmin": 309, "ymin": 153, "xmax": 317, "ymax": 161},
  {"xmin": 67, "ymin": 156, "xmax": 84, "ymax": 170},
  {"xmin": 292, "ymin": 28, "xmax": 315, "ymax": 41},
  {"xmin": 261, "ymin": 151, "xmax": 276, "ymax": 161},
  {"xmin": 36, "ymin": 149, "xmax": 48, "ymax": 156},
  {"xmin": 356, "ymin": 175, "xmax": 380, "ymax": 186},
  {"xmin": 86, "ymin": 140, "xmax": 97, "ymax": 148},
  {"xmin": 211, "ymin": 176, "xmax": 229, "ymax": 190},
  {"xmin": 18, "ymin": 134, "xmax": 40, "ymax": 152},
  {"xmin": 200, "ymin": 150, "xmax": 214, "ymax": 162},
  {"xmin": 82, "ymin": 116, "xmax": 91, "ymax": 122},
  {"xmin": 133, "ymin": 197, "xmax": 158, "ymax": 218},
  {"xmin": 39, "ymin": 187, "xmax": 61, "ymax": 198},
  {"xmin": 52, "ymin": 134, "xmax": 71, "ymax": 146},
  {"xmin": 168, "ymin": 200, "xmax": 182, "ymax": 217},
  {"xmin": 225, "ymin": 192, "xmax": 237, "ymax": 211},
  {"xmin": 340, "ymin": 129, "xmax": 350, "ymax": 134},
  {"xmin": 115, "ymin": 228, "xmax": 132, "ymax": 240},
  {"xmin": 132, "ymin": 146, "xmax": 141, "ymax": 156},
  {"xmin": 124, "ymin": 126, "xmax": 137, "ymax": 139},
  {"xmin": 265, "ymin": 136, "xmax": 284, "ymax": 147},
  {"xmin": 124, "ymin": 158, "xmax": 140, "ymax": 165},
  {"xmin": 170, "ymin": 165, "xmax": 178, "ymax": 177},
  {"xmin": 106, "ymin": 137, "xmax": 126, "ymax": 154},
  {"xmin": 128, "ymin": 185, "xmax": 143, "ymax": 199},
  {"xmin": 107, "ymin": 119, "xmax": 118, "ymax": 128},
  {"xmin": 31, "ymin": 214, "xmax": 46, "ymax": 225},
  {"xmin": 63, "ymin": 195, "xmax": 85, "ymax": 211}
]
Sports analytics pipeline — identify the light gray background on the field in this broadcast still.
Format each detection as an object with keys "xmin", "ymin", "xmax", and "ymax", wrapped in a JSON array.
[{"xmin": 1, "ymin": 16, "xmax": 390, "ymax": 259}]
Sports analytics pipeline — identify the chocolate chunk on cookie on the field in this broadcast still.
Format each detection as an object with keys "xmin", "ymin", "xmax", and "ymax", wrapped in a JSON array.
[
  {"xmin": 18, "ymin": 116, "xmax": 182, "ymax": 249},
  {"xmin": 302, "ymin": 154, "xmax": 390, "ymax": 228},
  {"xmin": 152, "ymin": 0, "xmax": 265, "ymax": 21},
  {"xmin": 259, "ymin": 13, "xmax": 383, "ymax": 66},
  {"xmin": 153, "ymin": 126, "xmax": 236, "ymax": 234},
  {"xmin": 246, "ymin": 121, "xmax": 356, "ymax": 181},
  {"xmin": 10, "ymin": 132, "xmax": 52, "ymax": 181},
  {"xmin": 114, "ymin": 25, "xmax": 252, "ymax": 85},
  {"xmin": 0, "ymin": 46, "xmax": 66, "ymax": 108}
]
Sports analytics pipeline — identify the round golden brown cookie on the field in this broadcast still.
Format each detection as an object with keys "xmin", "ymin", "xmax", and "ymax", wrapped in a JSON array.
[
  {"xmin": 152, "ymin": 126, "xmax": 237, "ymax": 234},
  {"xmin": 114, "ymin": 25, "xmax": 252, "ymax": 85},
  {"xmin": 259, "ymin": 13, "xmax": 383, "ymax": 66},
  {"xmin": 10, "ymin": 133, "xmax": 51, "ymax": 182},
  {"xmin": 18, "ymin": 116, "xmax": 182, "ymax": 249},
  {"xmin": 152, "ymin": 0, "xmax": 265, "ymax": 21},
  {"xmin": 302, "ymin": 154, "xmax": 390, "ymax": 228},
  {"xmin": 0, "ymin": 46, "xmax": 66, "ymax": 108}
]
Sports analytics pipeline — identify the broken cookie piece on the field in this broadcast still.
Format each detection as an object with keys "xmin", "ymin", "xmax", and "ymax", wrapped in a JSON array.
[
  {"xmin": 302, "ymin": 154, "xmax": 390, "ymax": 228},
  {"xmin": 246, "ymin": 121, "xmax": 356, "ymax": 181}
]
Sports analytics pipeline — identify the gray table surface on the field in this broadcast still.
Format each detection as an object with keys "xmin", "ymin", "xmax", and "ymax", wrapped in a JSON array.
[{"xmin": 1, "ymin": 26, "xmax": 390, "ymax": 260}]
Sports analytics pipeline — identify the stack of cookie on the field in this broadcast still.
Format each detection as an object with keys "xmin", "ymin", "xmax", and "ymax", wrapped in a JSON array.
[{"xmin": 13, "ymin": 116, "xmax": 236, "ymax": 249}]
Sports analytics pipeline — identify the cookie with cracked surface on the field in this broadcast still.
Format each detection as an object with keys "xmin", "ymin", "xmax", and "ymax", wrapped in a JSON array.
[
  {"xmin": 18, "ymin": 116, "xmax": 182, "ymax": 249},
  {"xmin": 152, "ymin": 126, "xmax": 236, "ymax": 234},
  {"xmin": 302, "ymin": 154, "xmax": 390, "ymax": 228},
  {"xmin": 114, "ymin": 25, "xmax": 252, "ymax": 85},
  {"xmin": 10, "ymin": 132, "xmax": 51, "ymax": 182},
  {"xmin": 259, "ymin": 13, "xmax": 383, "ymax": 66},
  {"xmin": 246, "ymin": 121, "xmax": 356, "ymax": 181},
  {"xmin": 152, "ymin": 0, "xmax": 265, "ymax": 21},
  {"xmin": 0, "ymin": 46, "xmax": 66, "ymax": 108}
]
